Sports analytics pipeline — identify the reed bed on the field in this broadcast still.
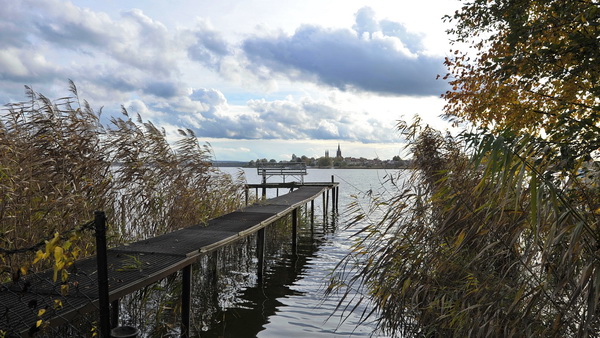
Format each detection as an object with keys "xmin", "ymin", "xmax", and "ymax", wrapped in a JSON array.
[
  {"xmin": 331, "ymin": 118, "xmax": 600, "ymax": 337},
  {"xmin": 0, "ymin": 81, "xmax": 246, "ymax": 283}
]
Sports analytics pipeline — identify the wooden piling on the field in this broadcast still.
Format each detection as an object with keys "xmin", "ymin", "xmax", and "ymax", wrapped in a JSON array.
[
  {"xmin": 292, "ymin": 208, "xmax": 298, "ymax": 256},
  {"xmin": 310, "ymin": 199, "xmax": 315, "ymax": 230},
  {"xmin": 111, "ymin": 300, "xmax": 119, "ymax": 329},
  {"xmin": 322, "ymin": 191, "xmax": 327, "ymax": 225},
  {"xmin": 331, "ymin": 176, "xmax": 336, "ymax": 214},
  {"xmin": 257, "ymin": 228, "xmax": 266, "ymax": 284},
  {"xmin": 94, "ymin": 211, "xmax": 111, "ymax": 338},
  {"xmin": 326, "ymin": 189, "xmax": 330, "ymax": 216},
  {"xmin": 181, "ymin": 265, "xmax": 192, "ymax": 338}
]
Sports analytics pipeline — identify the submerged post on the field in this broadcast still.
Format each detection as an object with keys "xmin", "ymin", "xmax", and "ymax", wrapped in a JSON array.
[
  {"xmin": 331, "ymin": 176, "xmax": 336, "ymax": 214},
  {"xmin": 111, "ymin": 300, "xmax": 119, "ymax": 329},
  {"xmin": 292, "ymin": 208, "xmax": 298, "ymax": 256},
  {"xmin": 335, "ymin": 186, "xmax": 339, "ymax": 212},
  {"xmin": 181, "ymin": 265, "xmax": 192, "ymax": 338},
  {"xmin": 310, "ymin": 199, "xmax": 315, "ymax": 230},
  {"xmin": 322, "ymin": 192, "xmax": 327, "ymax": 225},
  {"xmin": 94, "ymin": 211, "xmax": 111, "ymax": 338},
  {"xmin": 325, "ymin": 189, "xmax": 330, "ymax": 217},
  {"xmin": 257, "ymin": 228, "xmax": 266, "ymax": 284},
  {"xmin": 261, "ymin": 170, "xmax": 267, "ymax": 199}
]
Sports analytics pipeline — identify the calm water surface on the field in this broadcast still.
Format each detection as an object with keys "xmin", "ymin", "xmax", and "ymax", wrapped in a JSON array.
[{"xmin": 206, "ymin": 168, "xmax": 401, "ymax": 337}]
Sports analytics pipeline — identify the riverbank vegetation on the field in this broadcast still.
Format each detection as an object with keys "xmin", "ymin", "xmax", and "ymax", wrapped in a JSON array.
[
  {"xmin": 333, "ymin": 0, "xmax": 599, "ymax": 336},
  {"xmin": 0, "ymin": 82, "xmax": 246, "ymax": 283}
]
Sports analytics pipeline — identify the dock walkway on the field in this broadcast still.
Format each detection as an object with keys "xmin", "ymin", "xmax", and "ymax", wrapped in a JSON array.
[{"xmin": 1, "ymin": 184, "xmax": 338, "ymax": 337}]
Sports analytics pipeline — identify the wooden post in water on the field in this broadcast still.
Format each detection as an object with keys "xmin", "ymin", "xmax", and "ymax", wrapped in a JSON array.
[
  {"xmin": 335, "ymin": 186, "xmax": 339, "ymax": 212},
  {"xmin": 325, "ymin": 189, "xmax": 330, "ymax": 219},
  {"xmin": 181, "ymin": 265, "xmax": 192, "ymax": 338},
  {"xmin": 310, "ymin": 199, "xmax": 315, "ymax": 230},
  {"xmin": 322, "ymin": 191, "xmax": 327, "ymax": 225},
  {"xmin": 261, "ymin": 173, "xmax": 267, "ymax": 199},
  {"xmin": 94, "ymin": 211, "xmax": 111, "ymax": 338},
  {"xmin": 211, "ymin": 251, "xmax": 219, "ymax": 306},
  {"xmin": 331, "ymin": 176, "xmax": 336, "ymax": 214},
  {"xmin": 111, "ymin": 300, "xmax": 119, "ymax": 329},
  {"xmin": 257, "ymin": 228, "xmax": 266, "ymax": 284},
  {"xmin": 292, "ymin": 208, "xmax": 298, "ymax": 256}
]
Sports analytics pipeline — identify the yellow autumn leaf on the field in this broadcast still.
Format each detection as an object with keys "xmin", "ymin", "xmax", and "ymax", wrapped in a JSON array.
[
  {"xmin": 37, "ymin": 309, "xmax": 46, "ymax": 317},
  {"xmin": 54, "ymin": 246, "xmax": 64, "ymax": 261},
  {"xmin": 45, "ymin": 233, "xmax": 60, "ymax": 253},
  {"xmin": 32, "ymin": 250, "xmax": 46, "ymax": 264},
  {"xmin": 62, "ymin": 240, "xmax": 72, "ymax": 251},
  {"xmin": 36, "ymin": 319, "xmax": 43, "ymax": 328}
]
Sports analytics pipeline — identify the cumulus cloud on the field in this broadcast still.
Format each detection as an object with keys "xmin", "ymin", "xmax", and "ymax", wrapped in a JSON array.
[
  {"xmin": 187, "ymin": 20, "xmax": 231, "ymax": 70},
  {"xmin": 242, "ymin": 7, "xmax": 446, "ymax": 96},
  {"xmin": 0, "ymin": 0, "xmax": 186, "ymax": 101},
  {"xmin": 38, "ymin": 6, "xmax": 175, "ymax": 76},
  {"xmin": 150, "ymin": 90, "xmax": 399, "ymax": 143},
  {"xmin": 0, "ymin": 47, "xmax": 61, "ymax": 82},
  {"xmin": 144, "ymin": 81, "xmax": 188, "ymax": 99},
  {"xmin": 0, "ymin": 0, "xmax": 443, "ymax": 148}
]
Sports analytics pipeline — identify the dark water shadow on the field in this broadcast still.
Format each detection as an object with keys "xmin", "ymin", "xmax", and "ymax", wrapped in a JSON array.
[{"xmin": 198, "ymin": 225, "xmax": 327, "ymax": 338}]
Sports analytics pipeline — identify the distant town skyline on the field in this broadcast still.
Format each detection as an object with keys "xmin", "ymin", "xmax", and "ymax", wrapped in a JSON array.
[{"xmin": 238, "ymin": 142, "xmax": 406, "ymax": 162}]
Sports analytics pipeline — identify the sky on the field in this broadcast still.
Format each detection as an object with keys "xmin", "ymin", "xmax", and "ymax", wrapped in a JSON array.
[{"xmin": 0, "ymin": 0, "xmax": 462, "ymax": 161}]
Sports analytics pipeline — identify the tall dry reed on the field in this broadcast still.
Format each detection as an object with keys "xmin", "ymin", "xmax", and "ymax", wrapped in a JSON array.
[
  {"xmin": 331, "ymin": 118, "xmax": 599, "ymax": 337},
  {"xmin": 0, "ymin": 81, "xmax": 245, "ymax": 282}
]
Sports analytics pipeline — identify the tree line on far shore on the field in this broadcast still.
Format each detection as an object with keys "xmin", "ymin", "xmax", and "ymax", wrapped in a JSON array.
[{"xmin": 247, "ymin": 154, "xmax": 410, "ymax": 169}]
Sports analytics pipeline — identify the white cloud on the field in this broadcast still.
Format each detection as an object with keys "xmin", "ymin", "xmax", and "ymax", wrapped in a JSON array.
[{"xmin": 0, "ymin": 0, "xmax": 460, "ymax": 161}]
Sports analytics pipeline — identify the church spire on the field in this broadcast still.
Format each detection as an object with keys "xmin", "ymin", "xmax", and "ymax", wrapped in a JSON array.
[{"xmin": 336, "ymin": 143, "xmax": 342, "ymax": 158}]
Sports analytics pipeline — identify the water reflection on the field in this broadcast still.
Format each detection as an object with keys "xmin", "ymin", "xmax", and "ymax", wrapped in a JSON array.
[
  {"xmin": 190, "ymin": 168, "xmax": 397, "ymax": 337},
  {"xmin": 198, "ymin": 214, "xmax": 329, "ymax": 337}
]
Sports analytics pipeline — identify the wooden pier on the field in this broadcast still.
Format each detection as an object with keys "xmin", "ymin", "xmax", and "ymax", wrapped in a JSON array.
[{"xmin": 0, "ymin": 182, "xmax": 338, "ymax": 337}]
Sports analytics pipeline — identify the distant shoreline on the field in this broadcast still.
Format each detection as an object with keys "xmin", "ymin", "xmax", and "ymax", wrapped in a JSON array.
[{"xmin": 214, "ymin": 165, "xmax": 410, "ymax": 170}]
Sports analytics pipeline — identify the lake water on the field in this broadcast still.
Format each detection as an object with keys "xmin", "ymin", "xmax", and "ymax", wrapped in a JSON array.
[{"xmin": 204, "ymin": 168, "xmax": 400, "ymax": 337}]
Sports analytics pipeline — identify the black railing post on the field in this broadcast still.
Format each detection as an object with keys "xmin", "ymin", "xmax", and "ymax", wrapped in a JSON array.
[
  {"xmin": 94, "ymin": 211, "xmax": 111, "ymax": 338},
  {"xmin": 181, "ymin": 265, "xmax": 192, "ymax": 338}
]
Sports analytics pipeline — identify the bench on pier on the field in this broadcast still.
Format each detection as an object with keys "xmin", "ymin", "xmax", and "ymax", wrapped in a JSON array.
[{"xmin": 257, "ymin": 162, "xmax": 307, "ymax": 183}]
